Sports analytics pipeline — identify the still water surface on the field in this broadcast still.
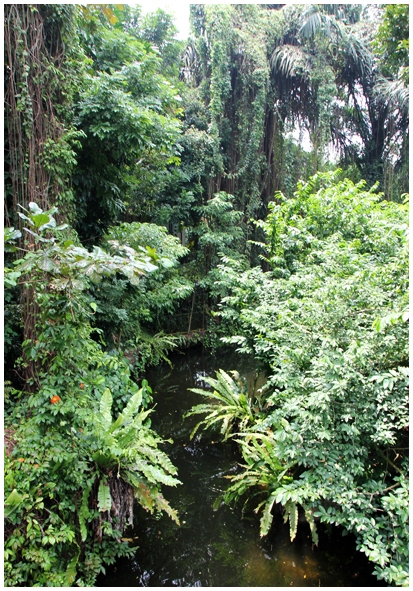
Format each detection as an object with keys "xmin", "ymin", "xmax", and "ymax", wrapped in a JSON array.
[{"xmin": 100, "ymin": 347, "xmax": 384, "ymax": 587}]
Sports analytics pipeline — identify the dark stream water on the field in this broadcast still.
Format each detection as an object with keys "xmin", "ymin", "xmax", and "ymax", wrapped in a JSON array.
[{"xmin": 99, "ymin": 347, "xmax": 384, "ymax": 587}]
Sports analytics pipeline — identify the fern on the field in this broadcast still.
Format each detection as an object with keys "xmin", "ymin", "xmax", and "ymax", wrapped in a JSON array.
[
  {"xmin": 186, "ymin": 368, "xmax": 254, "ymax": 440},
  {"xmin": 117, "ymin": 386, "xmax": 143, "ymax": 424},
  {"xmin": 134, "ymin": 458, "xmax": 181, "ymax": 487},
  {"xmin": 87, "ymin": 383, "xmax": 180, "ymax": 526},
  {"xmin": 155, "ymin": 493, "xmax": 180, "ymax": 525},
  {"xmin": 138, "ymin": 444, "xmax": 179, "ymax": 476},
  {"xmin": 123, "ymin": 469, "xmax": 157, "ymax": 513},
  {"xmin": 116, "ymin": 425, "xmax": 139, "ymax": 449},
  {"xmin": 260, "ymin": 492, "xmax": 277, "ymax": 537},
  {"xmin": 304, "ymin": 505, "xmax": 319, "ymax": 546}
]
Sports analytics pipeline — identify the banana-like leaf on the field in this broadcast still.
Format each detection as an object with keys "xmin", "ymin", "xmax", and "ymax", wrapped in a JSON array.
[
  {"xmin": 79, "ymin": 484, "xmax": 92, "ymax": 542},
  {"xmin": 98, "ymin": 480, "xmax": 112, "ymax": 512},
  {"xmin": 99, "ymin": 389, "xmax": 113, "ymax": 430},
  {"xmin": 64, "ymin": 551, "xmax": 80, "ymax": 586}
]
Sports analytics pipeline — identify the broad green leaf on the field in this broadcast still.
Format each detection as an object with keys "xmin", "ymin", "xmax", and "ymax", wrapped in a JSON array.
[
  {"xmin": 4, "ymin": 227, "xmax": 22, "ymax": 242},
  {"xmin": 160, "ymin": 257, "xmax": 174, "ymax": 268},
  {"xmin": 4, "ymin": 489, "xmax": 23, "ymax": 516},
  {"xmin": 36, "ymin": 252, "xmax": 57, "ymax": 272},
  {"xmin": 32, "ymin": 213, "xmax": 54, "ymax": 229}
]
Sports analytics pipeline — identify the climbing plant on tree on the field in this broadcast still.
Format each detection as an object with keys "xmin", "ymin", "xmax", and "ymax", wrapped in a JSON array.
[
  {"xmin": 184, "ymin": 4, "xmax": 407, "ymax": 210},
  {"xmin": 4, "ymin": 4, "xmax": 86, "ymax": 384},
  {"xmin": 371, "ymin": 4, "xmax": 409, "ymax": 200},
  {"xmin": 4, "ymin": 4, "xmax": 84, "ymax": 226},
  {"xmin": 187, "ymin": 4, "xmax": 272, "ymax": 216}
]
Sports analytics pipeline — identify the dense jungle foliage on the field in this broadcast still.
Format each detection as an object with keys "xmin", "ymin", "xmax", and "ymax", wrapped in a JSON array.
[{"xmin": 4, "ymin": 3, "xmax": 409, "ymax": 587}]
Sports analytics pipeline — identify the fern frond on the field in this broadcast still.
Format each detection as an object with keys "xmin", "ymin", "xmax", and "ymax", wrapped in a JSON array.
[
  {"xmin": 155, "ymin": 493, "xmax": 180, "ymax": 525},
  {"xmin": 119, "ymin": 387, "xmax": 143, "ymax": 424},
  {"xmin": 304, "ymin": 505, "xmax": 319, "ymax": 546},
  {"xmin": 283, "ymin": 500, "xmax": 298, "ymax": 542},
  {"xmin": 64, "ymin": 551, "xmax": 80, "ymax": 587},
  {"xmin": 123, "ymin": 470, "xmax": 156, "ymax": 512},
  {"xmin": 189, "ymin": 385, "xmax": 233, "ymax": 405},
  {"xmin": 116, "ymin": 426, "xmax": 138, "ymax": 449},
  {"xmin": 260, "ymin": 492, "xmax": 277, "ymax": 537},
  {"xmin": 138, "ymin": 444, "xmax": 179, "ymax": 476},
  {"xmin": 134, "ymin": 458, "xmax": 181, "ymax": 487},
  {"xmin": 216, "ymin": 369, "xmax": 241, "ymax": 399}
]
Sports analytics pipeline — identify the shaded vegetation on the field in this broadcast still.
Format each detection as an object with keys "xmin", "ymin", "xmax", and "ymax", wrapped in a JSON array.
[{"xmin": 4, "ymin": 3, "xmax": 409, "ymax": 587}]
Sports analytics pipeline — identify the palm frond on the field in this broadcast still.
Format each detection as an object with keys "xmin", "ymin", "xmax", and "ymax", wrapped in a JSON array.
[
  {"xmin": 299, "ymin": 6, "xmax": 322, "ymax": 39},
  {"xmin": 375, "ymin": 77, "xmax": 409, "ymax": 115},
  {"xmin": 344, "ymin": 33, "xmax": 373, "ymax": 79},
  {"xmin": 270, "ymin": 44, "xmax": 309, "ymax": 79}
]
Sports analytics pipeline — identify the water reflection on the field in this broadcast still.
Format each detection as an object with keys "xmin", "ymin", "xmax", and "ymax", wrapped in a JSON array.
[{"xmin": 99, "ymin": 347, "xmax": 384, "ymax": 587}]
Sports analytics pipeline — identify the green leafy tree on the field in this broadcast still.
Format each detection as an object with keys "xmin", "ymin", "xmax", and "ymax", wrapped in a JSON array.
[
  {"xmin": 72, "ymin": 12, "xmax": 183, "ymax": 242},
  {"xmin": 140, "ymin": 8, "xmax": 185, "ymax": 77},
  {"xmin": 190, "ymin": 172, "xmax": 409, "ymax": 586},
  {"xmin": 91, "ymin": 221, "xmax": 193, "ymax": 369},
  {"xmin": 373, "ymin": 4, "xmax": 409, "ymax": 80}
]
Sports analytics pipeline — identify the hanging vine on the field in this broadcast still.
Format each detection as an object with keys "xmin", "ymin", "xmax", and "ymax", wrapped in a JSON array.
[
  {"xmin": 4, "ymin": 4, "xmax": 83, "ymax": 385},
  {"xmin": 4, "ymin": 5, "xmax": 81, "ymax": 226}
]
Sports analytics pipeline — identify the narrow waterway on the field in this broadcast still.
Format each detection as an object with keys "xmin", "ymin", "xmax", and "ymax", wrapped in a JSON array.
[{"xmin": 99, "ymin": 347, "xmax": 384, "ymax": 587}]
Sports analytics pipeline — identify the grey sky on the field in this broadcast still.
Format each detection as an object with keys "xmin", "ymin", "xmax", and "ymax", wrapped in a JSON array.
[{"xmin": 138, "ymin": 1, "xmax": 191, "ymax": 39}]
